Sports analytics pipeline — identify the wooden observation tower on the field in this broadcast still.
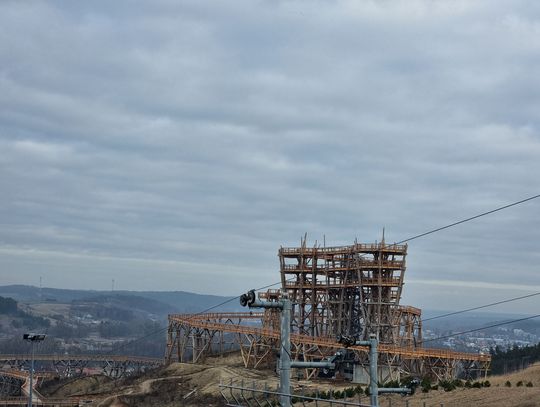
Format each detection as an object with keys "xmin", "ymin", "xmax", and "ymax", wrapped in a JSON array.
[{"xmin": 279, "ymin": 236, "xmax": 421, "ymax": 347}]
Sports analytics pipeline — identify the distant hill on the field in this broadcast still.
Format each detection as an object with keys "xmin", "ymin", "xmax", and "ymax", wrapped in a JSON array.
[
  {"xmin": 72, "ymin": 294, "xmax": 175, "ymax": 316},
  {"xmin": 0, "ymin": 285, "xmax": 241, "ymax": 314},
  {"xmin": 423, "ymin": 310, "xmax": 540, "ymax": 334}
]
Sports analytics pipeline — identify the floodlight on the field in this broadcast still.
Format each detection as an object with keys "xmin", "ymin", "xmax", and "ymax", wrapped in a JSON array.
[
  {"xmin": 23, "ymin": 333, "xmax": 46, "ymax": 342},
  {"xmin": 246, "ymin": 290, "xmax": 255, "ymax": 306},
  {"xmin": 240, "ymin": 289, "xmax": 256, "ymax": 307},
  {"xmin": 240, "ymin": 293, "xmax": 248, "ymax": 307},
  {"xmin": 22, "ymin": 333, "xmax": 46, "ymax": 407}
]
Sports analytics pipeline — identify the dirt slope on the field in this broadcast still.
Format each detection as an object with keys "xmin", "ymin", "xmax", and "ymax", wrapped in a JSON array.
[
  {"xmin": 40, "ymin": 354, "xmax": 279, "ymax": 406},
  {"xmin": 39, "ymin": 356, "xmax": 540, "ymax": 407}
]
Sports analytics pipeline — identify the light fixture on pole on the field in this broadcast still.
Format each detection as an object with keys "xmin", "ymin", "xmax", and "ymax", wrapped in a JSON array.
[{"xmin": 23, "ymin": 333, "xmax": 46, "ymax": 407}]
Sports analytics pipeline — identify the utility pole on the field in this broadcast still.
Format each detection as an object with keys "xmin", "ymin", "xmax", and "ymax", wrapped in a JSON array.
[
  {"xmin": 240, "ymin": 290, "xmax": 417, "ymax": 407},
  {"xmin": 338, "ymin": 334, "xmax": 379, "ymax": 406},
  {"xmin": 338, "ymin": 335, "xmax": 418, "ymax": 407},
  {"xmin": 23, "ymin": 333, "xmax": 46, "ymax": 407},
  {"xmin": 279, "ymin": 292, "xmax": 291, "ymax": 403},
  {"xmin": 240, "ymin": 290, "xmax": 336, "ymax": 407},
  {"xmin": 368, "ymin": 335, "xmax": 378, "ymax": 407}
]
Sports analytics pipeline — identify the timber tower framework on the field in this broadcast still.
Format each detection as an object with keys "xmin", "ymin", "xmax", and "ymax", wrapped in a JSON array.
[{"xmin": 280, "ymin": 237, "xmax": 410, "ymax": 345}]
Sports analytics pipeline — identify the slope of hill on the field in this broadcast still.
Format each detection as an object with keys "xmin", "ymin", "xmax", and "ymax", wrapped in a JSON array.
[
  {"xmin": 381, "ymin": 363, "xmax": 540, "ymax": 407},
  {"xmin": 39, "ymin": 353, "xmax": 277, "ymax": 407},
  {"xmin": 0, "ymin": 285, "xmax": 240, "ymax": 313},
  {"xmin": 38, "ymin": 357, "xmax": 540, "ymax": 407}
]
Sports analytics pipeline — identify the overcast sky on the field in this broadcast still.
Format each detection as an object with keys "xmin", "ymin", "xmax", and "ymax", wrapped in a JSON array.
[{"xmin": 1, "ymin": 0, "xmax": 539, "ymax": 313}]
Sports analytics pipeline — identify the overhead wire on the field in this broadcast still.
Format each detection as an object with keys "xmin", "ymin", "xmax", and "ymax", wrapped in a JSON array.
[
  {"xmin": 423, "ymin": 291, "xmax": 540, "ymax": 322},
  {"xmin": 422, "ymin": 314, "xmax": 540, "ymax": 343},
  {"xmin": 107, "ymin": 279, "xmax": 287, "ymax": 355},
  {"xmin": 394, "ymin": 193, "xmax": 540, "ymax": 245}
]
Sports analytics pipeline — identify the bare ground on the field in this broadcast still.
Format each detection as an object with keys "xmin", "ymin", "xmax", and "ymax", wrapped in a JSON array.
[
  {"xmin": 38, "ymin": 356, "xmax": 540, "ymax": 407},
  {"xmin": 39, "ymin": 353, "xmax": 279, "ymax": 406}
]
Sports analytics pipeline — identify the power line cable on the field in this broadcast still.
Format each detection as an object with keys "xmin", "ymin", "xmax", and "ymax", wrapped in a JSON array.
[
  {"xmin": 423, "ymin": 314, "xmax": 540, "ymax": 343},
  {"xmin": 423, "ymin": 291, "xmax": 540, "ymax": 322},
  {"xmin": 107, "ymin": 279, "xmax": 287, "ymax": 355},
  {"xmin": 184, "ymin": 278, "xmax": 287, "ymax": 317},
  {"xmin": 395, "ymin": 193, "xmax": 540, "ymax": 245},
  {"xmin": 106, "ymin": 326, "xmax": 169, "ymax": 355},
  {"xmin": 336, "ymin": 193, "xmax": 540, "ymax": 264}
]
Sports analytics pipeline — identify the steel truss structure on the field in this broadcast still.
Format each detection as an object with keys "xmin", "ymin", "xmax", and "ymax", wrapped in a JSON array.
[
  {"xmin": 0, "ymin": 372, "xmax": 23, "ymax": 398},
  {"xmin": 0, "ymin": 355, "xmax": 162, "ymax": 379},
  {"xmin": 166, "ymin": 239, "xmax": 491, "ymax": 382},
  {"xmin": 0, "ymin": 369, "xmax": 106, "ymax": 406}
]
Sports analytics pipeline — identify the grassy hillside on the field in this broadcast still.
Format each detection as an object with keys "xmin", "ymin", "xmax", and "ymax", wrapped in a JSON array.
[{"xmin": 378, "ymin": 364, "xmax": 540, "ymax": 407}]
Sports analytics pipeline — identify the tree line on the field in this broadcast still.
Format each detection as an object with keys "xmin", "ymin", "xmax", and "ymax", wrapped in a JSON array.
[
  {"xmin": 0, "ymin": 295, "xmax": 50, "ymax": 329},
  {"xmin": 490, "ymin": 343, "xmax": 540, "ymax": 374}
]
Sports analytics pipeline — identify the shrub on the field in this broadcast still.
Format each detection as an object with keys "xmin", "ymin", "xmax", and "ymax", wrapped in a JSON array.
[
  {"xmin": 400, "ymin": 376, "xmax": 414, "ymax": 386},
  {"xmin": 0, "ymin": 296, "xmax": 18, "ymax": 314},
  {"xmin": 344, "ymin": 387, "xmax": 355, "ymax": 398},
  {"xmin": 517, "ymin": 381, "xmax": 524, "ymax": 387},
  {"xmin": 472, "ymin": 382, "xmax": 482, "ymax": 389},
  {"xmin": 421, "ymin": 377, "xmax": 432, "ymax": 393},
  {"xmin": 483, "ymin": 380, "xmax": 491, "ymax": 387},
  {"xmin": 384, "ymin": 380, "xmax": 400, "ymax": 388},
  {"xmin": 333, "ymin": 390, "xmax": 343, "ymax": 399},
  {"xmin": 464, "ymin": 380, "xmax": 472, "ymax": 388},
  {"xmin": 505, "ymin": 381, "xmax": 512, "ymax": 387},
  {"xmin": 439, "ymin": 380, "xmax": 456, "ymax": 392},
  {"xmin": 420, "ymin": 377, "xmax": 432, "ymax": 387},
  {"xmin": 526, "ymin": 381, "xmax": 533, "ymax": 387}
]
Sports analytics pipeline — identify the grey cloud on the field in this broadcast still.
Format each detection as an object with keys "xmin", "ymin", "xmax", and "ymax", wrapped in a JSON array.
[{"xmin": 1, "ymin": 1, "xmax": 540, "ymax": 312}]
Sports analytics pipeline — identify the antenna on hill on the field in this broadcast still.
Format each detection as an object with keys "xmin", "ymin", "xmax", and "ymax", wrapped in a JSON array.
[{"xmin": 39, "ymin": 276, "xmax": 42, "ymax": 302}]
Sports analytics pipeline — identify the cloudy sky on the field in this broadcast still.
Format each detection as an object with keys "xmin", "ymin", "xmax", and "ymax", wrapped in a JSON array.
[{"xmin": 1, "ymin": 0, "xmax": 539, "ymax": 313}]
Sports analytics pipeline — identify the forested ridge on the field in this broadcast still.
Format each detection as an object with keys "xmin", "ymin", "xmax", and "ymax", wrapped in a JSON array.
[{"xmin": 491, "ymin": 343, "xmax": 540, "ymax": 374}]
